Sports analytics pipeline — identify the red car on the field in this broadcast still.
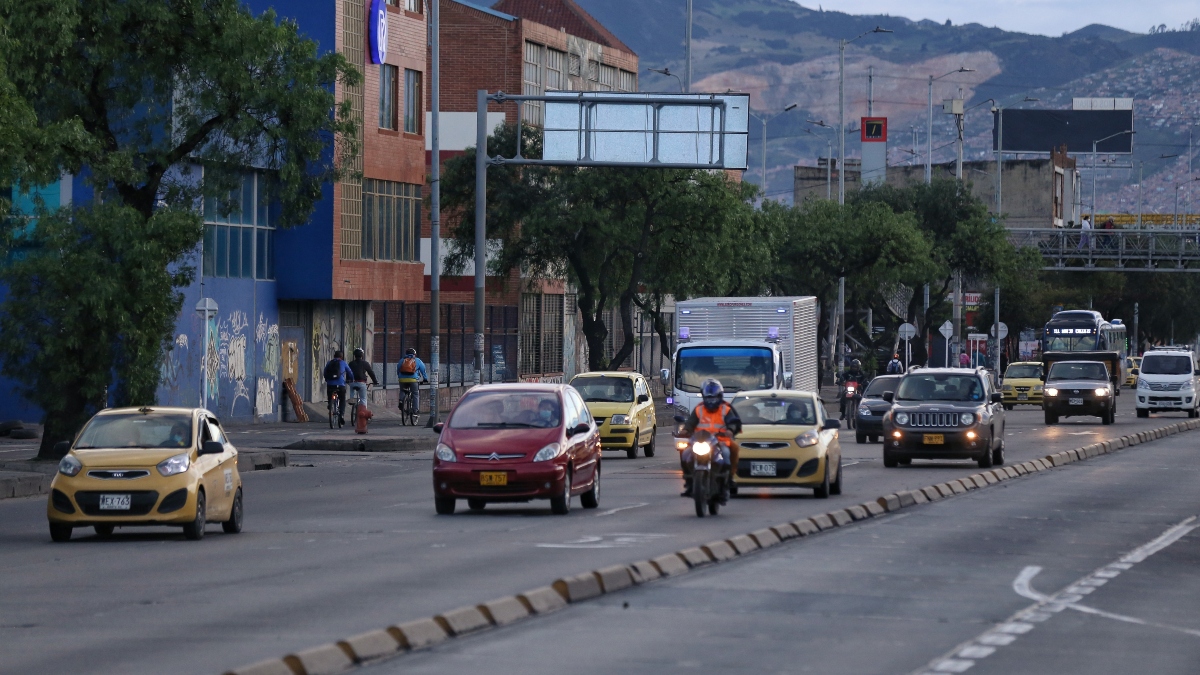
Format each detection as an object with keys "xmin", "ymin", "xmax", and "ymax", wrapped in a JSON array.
[{"xmin": 431, "ymin": 384, "xmax": 601, "ymax": 515}]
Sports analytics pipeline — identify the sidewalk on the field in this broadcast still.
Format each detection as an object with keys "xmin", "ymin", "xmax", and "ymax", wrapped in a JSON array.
[{"xmin": 224, "ymin": 416, "xmax": 439, "ymax": 453}]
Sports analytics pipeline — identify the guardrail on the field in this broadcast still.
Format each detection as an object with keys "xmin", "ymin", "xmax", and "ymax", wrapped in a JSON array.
[{"xmin": 1008, "ymin": 228, "xmax": 1200, "ymax": 272}]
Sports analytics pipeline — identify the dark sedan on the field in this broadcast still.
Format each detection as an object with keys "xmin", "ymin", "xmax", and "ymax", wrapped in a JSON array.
[
  {"xmin": 854, "ymin": 375, "xmax": 902, "ymax": 444},
  {"xmin": 1042, "ymin": 360, "xmax": 1116, "ymax": 425},
  {"xmin": 882, "ymin": 368, "xmax": 1006, "ymax": 469}
]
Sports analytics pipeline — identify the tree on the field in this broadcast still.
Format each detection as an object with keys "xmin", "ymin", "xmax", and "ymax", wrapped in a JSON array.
[
  {"xmin": 0, "ymin": 1, "xmax": 359, "ymax": 457},
  {"xmin": 440, "ymin": 123, "xmax": 763, "ymax": 371}
]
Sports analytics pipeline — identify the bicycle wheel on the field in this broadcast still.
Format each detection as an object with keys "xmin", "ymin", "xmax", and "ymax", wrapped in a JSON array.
[
  {"xmin": 405, "ymin": 394, "xmax": 417, "ymax": 426},
  {"xmin": 328, "ymin": 397, "xmax": 336, "ymax": 429}
]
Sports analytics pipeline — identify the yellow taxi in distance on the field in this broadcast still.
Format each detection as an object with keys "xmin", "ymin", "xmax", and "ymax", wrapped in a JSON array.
[
  {"xmin": 47, "ymin": 407, "xmax": 243, "ymax": 542},
  {"xmin": 728, "ymin": 390, "xmax": 843, "ymax": 498},
  {"xmin": 1124, "ymin": 356, "xmax": 1142, "ymax": 387},
  {"xmin": 569, "ymin": 372, "xmax": 657, "ymax": 458},
  {"xmin": 1001, "ymin": 362, "xmax": 1044, "ymax": 409}
]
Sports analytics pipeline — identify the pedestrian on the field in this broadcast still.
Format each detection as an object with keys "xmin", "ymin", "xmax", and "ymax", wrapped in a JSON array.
[
  {"xmin": 886, "ymin": 353, "xmax": 904, "ymax": 374},
  {"xmin": 958, "ymin": 350, "xmax": 970, "ymax": 368},
  {"xmin": 1078, "ymin": 214, "xmax": 1093, "ymax": 250}
]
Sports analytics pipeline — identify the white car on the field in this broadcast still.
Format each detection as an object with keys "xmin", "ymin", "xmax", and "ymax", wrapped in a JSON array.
[{"xmin": 1134, "ymin": 348, "xmax": 1200, "ymax": 418}]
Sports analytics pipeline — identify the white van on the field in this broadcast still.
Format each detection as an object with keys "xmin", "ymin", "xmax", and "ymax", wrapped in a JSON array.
[{"xmin": 1134, "ymin": 347, "xmax": 1200, "ymax": 418}]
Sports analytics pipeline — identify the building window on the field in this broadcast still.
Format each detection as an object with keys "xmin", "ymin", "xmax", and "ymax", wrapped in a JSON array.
[
  {"xmin": 362, "ymin": 179, "xmax": 420, "ymax": 262},
  {"xmin": 523, "ymin": 41, "xmax": 545, "ymax": 126},
  {"xmin": 568, "ymin": 53, "xmax": 581, "ymax": 77},
  {"xmin": 379, "ymin": 64, "xmax": 398, "ymax": 130},
  {"xmin": 546, "ymin": 48, "xmax": 565, "ymax": 91},
  {"xmin": 404, "ymin": 69, "xmax": 422, "ymax": 134},
  {"xmin": 339, "ymin": 0, "xmax": 365, "ymax": 260},
  {"xmin": 203, "ymin": 172, "xmax": 275, "ymax": 280},
  {"xmin": 519, "ymin": 293, "xmax": 564, "ymax": 375},
  {"xmin": 403, "ymin": 0, "xmax": 420, "ymax": 11},
  {"xmin": 598, "ymin": 64, "xmax": 617, "ymax": 92},
  {"xmin": 619, "ymin": 69, "xmax": 637, "ymax": 93}
]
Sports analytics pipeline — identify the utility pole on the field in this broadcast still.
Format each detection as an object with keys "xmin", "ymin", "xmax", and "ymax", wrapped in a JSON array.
[
  {"xmin": 684, "ymin": 0, "xmax": 692, "ymax": 93},
  {"xmin": 867, "ymin": 65, "xmax": 873, "ymax": 116},
  {"xmin": 839, "ymin": 26, "xmax": 891, "ymax": 205},
  {"xmin": 1133, "ymin": 302, "xmax": 1139, "ymax": 356},
  {"xmin": 926, "ymin": 75, "xmax": 933, "ymax": 184},
  {"xmin": 836, "ymin": 276, "xmax": 846, "ymax": 375},
  {"xmin": 953, "ymin": 273, "xmax": 962, "ymax": 365},
  {"xmin": 427, "ymin": 0, "xmax": 442, "ymax": 424},
  {"xmin": 994, "ymin": 286, "xmax": 1001, "ymax": 373},
  {"xmin": 474, "ymin": 90, "xmax": 486, "ymax": 387}
]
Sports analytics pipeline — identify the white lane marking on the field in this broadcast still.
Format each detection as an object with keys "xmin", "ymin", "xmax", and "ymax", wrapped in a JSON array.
[
  {"xmin": 912, "ymin": 515, "xmax": 1199, "ymax": 675},
  {"xmin": 1067, "ymin": 431, "xmax": 1098, "ymax": 435},
  {"xmin": 594, "ymin": 503, "xmax": 649, "ymax": 517},
  {"xmin": 536, "ymin": 532, "xmax": 674, "ymax": 549}
]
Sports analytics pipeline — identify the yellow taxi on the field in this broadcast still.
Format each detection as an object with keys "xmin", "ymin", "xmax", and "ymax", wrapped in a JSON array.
[
  {"xmin": 1000, "ymin": 362, "xmax": 1044, "ymax": 409},
  {"xmin": 47, "ymin": 407, "xmax": 243, "ymax": 542},
  {"xmin": 569, "ymin": 372, "xmax": 657, "ymax": 458},
  {"xmin": 1124, "ymin": 356, "xmax": 1142, "ymax": 387},
  {"xmin": 728, "ymin": 390, "xmax": 843, "ymax": 498}
]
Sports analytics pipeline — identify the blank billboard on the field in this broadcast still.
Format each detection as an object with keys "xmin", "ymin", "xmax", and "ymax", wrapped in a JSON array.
[{"xmin": 993, "ymin": 109, "xmax": 1134, "ymax": 154}]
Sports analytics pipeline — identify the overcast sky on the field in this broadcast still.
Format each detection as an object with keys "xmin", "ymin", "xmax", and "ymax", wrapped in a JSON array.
[{"xmin": 798, "ymin": 0, "xmax": 1198, "ymax": 36}]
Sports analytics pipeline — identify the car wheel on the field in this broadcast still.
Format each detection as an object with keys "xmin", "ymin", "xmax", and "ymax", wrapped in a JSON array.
[
  {"xmin": 626, "ymin": 437, "xmax": 637, "ymax": 459},
  {"xmin": 870, "ymin": 435, "xmax": 879, "ymax": 443},
  {"xmin": 898, "ymin": 457, "xmax": 912, "ymax": 465},
  {"xmin": 183, "ymin": 490, "xmax": 206, "ymax": 541},
  {"xmin": 977, "ymin": 437, "xmax": 994, "ymax": 469},
  {"xmin": 813, "ymin": 462, "xmax": 830, "ymax": 498},
  {"xmin": 580, "ymin": 465, "xmax": 600, "ymax": 509},
  {"xmin": 830, "ymin": 456, "xmax": 843, "ymax": 495},
  {"xmin": 550, "ymin": 470, "xmax": 572, "ymax": 515},
  {"xmin": 1102, "ymin": 406, "xmax": 1113, "ymax": 425},
  {"xmin": 467, "ymin": 498, "xmax": 487, "ymax": 511},
  {"xmin": 993, "ymin": 439, "xmax": 1005, "ymax": 466},
  {"xmin": 644, "ymin": 427, "xmax": 656, "ymax": 457},
  {"xmin": 882, "ymin": 450, "xmax": 899, "ymax": 468},
  {"xmin": 855, "ymin": 431, "xmax": 866, "ymax": 444},
  {"xmin": 1045, "ymin": 411, "xmax": 1059, "ymax": 425},
  {"xmin": 1136, "ymin": 408, "xmax": 1149, "ymax": 418},
  {"xmin": 94, "ymin": 524, "xmax": 114, "ymax": 538},
  {"xmin": 222, "ymin": 488, "xmax": 244, "ymax": 534},
  {"xmin": 49, "ymin": 523, "xmax": 72, "ymax": 542},
  {"xmin": 434, "ymin": 496, "xmax": 456, "ymax": 515},
  {"xmin": 1003, "ymin": 404, "xmax": 1013, "ymax": 411},
  {"xmin": 1190, "ymin": 408, "xmax": 1198, "ymax": 419}
]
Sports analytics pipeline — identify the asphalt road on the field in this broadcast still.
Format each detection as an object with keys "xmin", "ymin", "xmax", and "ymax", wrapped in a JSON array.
[
  {"xmin": 369, "ymin": 427, "xmax": 1200, "ymax": 675},
  {"xmin": 0, "ymin": 404, "xmax": 1192, "ymax": 675}
]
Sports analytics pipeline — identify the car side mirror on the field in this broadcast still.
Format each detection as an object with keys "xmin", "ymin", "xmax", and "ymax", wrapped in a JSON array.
[
  {"xmin": 660, "ymin": 368, "xmax": 670, "ymax": 385},
  {"xmin": 53, "ymin": 440, "xmax": 71, "ymax": 457},
  {"xmin": 990, "ymin": 392, "xmax": 1003, "ymax": 403},
  {"xmin": 432, "ymin": 422, "xmax": 444, "ymax": 434},
  {"xmin": 882, "ymin": 391, "xmax": 894, "ymax": 403},
  {"xmin": 568, "ymin": 423, "xmax": 590, "ymax": 437},
  {"xmin": 822, "ymin": 419, "xmax": 841, "ymax": 430},
  {"xmin": 637, "ymin": 394, "xmax": 649, "ymax": 404},
  {"xmin": 200, "ymin": 440, "xmax": 224, "ymax": 456}
]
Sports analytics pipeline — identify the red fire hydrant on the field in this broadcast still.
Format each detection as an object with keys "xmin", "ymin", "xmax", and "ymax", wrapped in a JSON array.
[{"xmin": 354, "ymin": 402, "xmax": 373, "ymax": 434}]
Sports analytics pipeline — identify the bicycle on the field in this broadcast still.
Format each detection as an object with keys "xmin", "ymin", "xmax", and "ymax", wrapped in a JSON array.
[
  {"xmin": 348, "ymin": 383, "xmax": 370, "ymax": 425},
  {"xmin": 328, "ymin": 391, "xmax": 343, "ymax": 429},
  {"xmin": 400, "ymin": 384, "xmax": 420, "ymax": 427}
]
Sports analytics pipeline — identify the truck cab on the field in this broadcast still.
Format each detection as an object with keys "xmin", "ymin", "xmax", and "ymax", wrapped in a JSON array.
[
  {"xmin": 660, "ymin": 339, "xmax": 789, "ymax": 418},
  {"xmin": 1133, "ymin": 346, "xmax": 1199, "ymax": 418}
]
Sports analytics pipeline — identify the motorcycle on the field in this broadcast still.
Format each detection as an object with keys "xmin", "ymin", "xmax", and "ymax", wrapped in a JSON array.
[
  {"xmin": 674, "ymin": 417, "xmax": 730, "ymax": 518},
  {"xmin": 840, "ymin": 380, "xmax": 862, "ymax": 428}
]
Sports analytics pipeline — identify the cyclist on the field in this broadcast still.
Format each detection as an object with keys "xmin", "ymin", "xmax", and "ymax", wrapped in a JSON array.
[
  {"xmin": 397, "ymin": 347, "xmax": 429, "ymax": 417},
  {"xmin": 323, "ymin": 350, "xmax": 353, "ymax": 426},
  {"xmin": 347, "ymin": 348, "xmax": 379, "ymax": 412}
]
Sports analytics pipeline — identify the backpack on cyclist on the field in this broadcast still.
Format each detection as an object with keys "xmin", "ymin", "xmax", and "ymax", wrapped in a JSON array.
[
  {"xmin": 323, "ymin": 359, "xmax": 342, "ymax": 382},
  {"xmin": 399, "ymin": 355, "xmax": 417, "ymax": 376}
]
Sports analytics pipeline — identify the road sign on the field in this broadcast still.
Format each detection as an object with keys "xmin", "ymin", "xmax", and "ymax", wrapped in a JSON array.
[
  {"xmin": 898, "ymin": 323, "xmax": 917, "ymax": 340},
  {"xmin": 968, "ymin": 333, "xmax": 989, "ymax": 342},
  {"xmin": 939, "ymin": 320, "xmax": 954, "ymax": 339},
  {"xmin": 990, "ymin": 322, "xmax": 1009, "ymax": 339}
]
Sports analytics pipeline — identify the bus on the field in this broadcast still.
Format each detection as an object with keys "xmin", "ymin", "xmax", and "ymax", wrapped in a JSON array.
[{"xmin": 1043, "ymin": 310, "xmax": 1128, "ymax": 375}]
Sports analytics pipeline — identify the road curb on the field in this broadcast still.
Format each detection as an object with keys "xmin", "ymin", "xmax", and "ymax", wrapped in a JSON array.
[{"xmin": 219, "ymin": 418, "xmax": 1200, "ymax": 675}]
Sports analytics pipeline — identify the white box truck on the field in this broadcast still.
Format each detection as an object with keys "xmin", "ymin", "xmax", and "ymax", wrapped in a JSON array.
[{"xmin": 663, "ymin": 297, "xmax": 820, "ymax": 417}]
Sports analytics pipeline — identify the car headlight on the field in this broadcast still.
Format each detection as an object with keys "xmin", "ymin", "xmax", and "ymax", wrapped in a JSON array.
[
  {"xmin": 857, "ymin": 405, "xmax": 870, "ymax": 416},
  {"xmin": 693, "ymin": 441, "xmax": 712, "ymax": 457},
  {"xmin": 1033, "ymin": 385, "xmax": 1043, "ymax": 392},
  {"xmin": 1137, "ymin": 379, "xmax": 1149, "ymax": 390},
  {"xmin": 435, "ymin": 443, "xmax": 457, "ymax": 462},
  {"xmin": 1183, "ymin": 381, "xmax": 1195, "ymax": 392},
  {"xmin": 1002, "ymin": 384, "xmax": 1014, "ymax": 391},
  {"xmin": 610, "ymin": 414, "xmax": 632, "ymax": 426},
  {"xmin": 960, "ymin": 412, "xmax": 976, "ymax": 426},
  {"xmin": 795, "ymin": 430, "xmax": 819, "ymax": 448},
  {"xmin": 532, "ymin": 442, "xmax": 563, "ymax": 462},
  {"xmin": 1045, "ymin": 388, "xmax": 1059, "ymax": 397},
  {"xmin": 156, "ymin": 453, "xmax": 190, "ymax": 477},
  {"xmin": 895, "ymin": 412, "xmax": 909, "ymax": 426},
  {"xmin": 1094, "ymin": 388, "xmax": 1110, "ymax": 396},
  {"xmin": 58, "ymin": 455, "xmax": 82, "ymax": 477}
]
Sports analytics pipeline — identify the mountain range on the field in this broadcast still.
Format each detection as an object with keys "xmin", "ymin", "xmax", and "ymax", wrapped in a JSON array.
[{"xmin": 547, "ymin": 0, "xmax": 1200, "ymax": 213}]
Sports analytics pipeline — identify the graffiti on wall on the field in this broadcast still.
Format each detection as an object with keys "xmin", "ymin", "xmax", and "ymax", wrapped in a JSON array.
[
  {"xmin": 205, "ymin": 315, "xmax": 220, "ymax": 402},
  {"xmin": 160, "ymin": 334, "xmax": 189, "ymax": 397},
  {"xmin": 255, "ymin": 376, "xmax": 274, "ymax": 414},
  {"xmin": 257, "ymin": 314, "xmax": 280, "ymax": 379}
]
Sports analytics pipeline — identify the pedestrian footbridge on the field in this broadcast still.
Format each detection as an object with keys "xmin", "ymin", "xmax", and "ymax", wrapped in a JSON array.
[{"xmin": 1008, "ymin": 228, "xmax": 1200, "ymax": 272}]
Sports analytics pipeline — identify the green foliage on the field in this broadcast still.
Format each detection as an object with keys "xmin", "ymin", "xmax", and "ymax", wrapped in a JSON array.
[
  {"xmin": 0, "ymin": 204, "xmax": 201, "ymax": 458},
  {"xmin": 441, "ymin": 123, "xmax": 764, "ymax": 370}
]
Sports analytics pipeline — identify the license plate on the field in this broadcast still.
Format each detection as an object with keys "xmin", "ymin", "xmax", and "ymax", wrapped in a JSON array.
[
  {"xmin": 99, "ymin": 494, "xmax": 131, "ymax": 510},
  {"xmin": 923, "ymin": 434, "xmax": 944, "ymax": 445},
  {"xmin": 479, "ymin": 472, "xmax": 507, "ymax": 486},
  {"xmin": 1069, "ymin": 398, "xmax": 1084, "ymax": 406},
  {"xmin": 1017, "ymin": 394, "xmax": 1028, "ymax": 400},
  {"xmin": 750, "ymin": 461, "xmax": 776, "ymax": 477}
]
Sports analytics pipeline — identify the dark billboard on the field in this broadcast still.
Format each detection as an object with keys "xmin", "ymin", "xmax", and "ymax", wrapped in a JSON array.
[{"xmin": 992, "ymin": 109, "xmax": 1135, "ymax": 153}]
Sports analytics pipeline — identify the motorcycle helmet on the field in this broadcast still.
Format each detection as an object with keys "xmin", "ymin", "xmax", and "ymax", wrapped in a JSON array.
[
  {"xmin": 700, "ymin": 379, "xmax": 725, "ymax": 412},
  {"xmin": 851, "ymin": 359, "xmax": 862, "ymax": 370},
  {"xmin": 406, "ymin": 347, "xmax": 417, "ymax": 356},
  {"xmin": 353, "ymin": 348, "xmax": 365, "ymax": 360}
]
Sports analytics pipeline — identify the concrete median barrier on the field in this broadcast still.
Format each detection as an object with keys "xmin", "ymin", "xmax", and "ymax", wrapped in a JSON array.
[
  {"xmin": 846, "ymin": 505, "xmax": 869, "ymax": 521},
  {"xmin": 649, "ymin": 553, "xmax": 690, "ymax": 576},
  {"xmin": 678, "ymin": 547, "xmax": 714, "ymax": 568},
  {"xmin": 594, "ymin": 565, "xmax": 635, "ymax": 593},
  {"xmin": 552, "ymin": 573, "xmax": 603, "ymax": 602},
  {"xmin": 338, "ymin": 629, "xmax": 403, "ymax": 662},
  {"xmin": 479, "ymin": 597, "xmax": 531, "ymax": 626},
  {"xmin": 393, "ymin": 617, "xmax": 449, "ymax": 650},
  {"xmin": 829, "ymin": 509, "xmax": 853, "ymax": 526},
  {"xmin": 771, "ymin": 522, "xmax": 800, "ymax": 539},
  {"xmin": 435, "ymin": 605, "xmax": 491, "ymax": 636},
  {"xmin": 750, "ymin": 528, "xmax": 781, "ymax": 548},
  {"xmin": 701, "ymin": 540, "xmax": 737, "ymax": 562},
  {"xmin": 284, "ymin": 644, "xmax": 354, "ymax": 675},
  {"xmin": 224, "ymin": 658, "xmax": 294, "ymax": 675},
  {"xmin": 518, "ymin": 586, "xmax": 568, "ymax": 614},
  {"xmin": 726, "ymin": 533, "xmax": 759, "ymax": 554},
  {"xmin": 808, "ymin": 513, "xmax": 834, "ymax": 530},
  {"xmin": 879, "ymin": 494, "xmax": 902, "ymax": 511},
  {"xmin": 630, "ymin": 560, "xmax": 661, "ymax": 582}
]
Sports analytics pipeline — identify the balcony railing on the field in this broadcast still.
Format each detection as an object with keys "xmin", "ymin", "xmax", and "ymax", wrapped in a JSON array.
[{"xmin": 1008, "ymin": 228, "xmax": 1200, "ymax": 272}]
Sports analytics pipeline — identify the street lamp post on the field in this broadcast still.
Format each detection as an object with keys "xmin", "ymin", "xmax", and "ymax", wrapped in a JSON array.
[
  {"xmin": 807, "ymin": 120, "xmax": 834, "ymax": 200},
  {"xmin": 648, "ymin": 67, "xmax": 684, "ymax": 92},
  {"xmin": 839, "ymin": 26, "xmax": 891, "ymax": 205},
  {"xmin": 1091, "ymin": 129, "xmax": 1135, "ymax": 224},
  {"xmin": 684, "ymin": 0, "xmax": 692, "ymax": 93},
  {"xmin": 926, "ymin": 67, "xmax": 973, "ymax": 184},
  {"xmin": 749, "ymin": 103, "xmax": 798, "ymax": 200}
]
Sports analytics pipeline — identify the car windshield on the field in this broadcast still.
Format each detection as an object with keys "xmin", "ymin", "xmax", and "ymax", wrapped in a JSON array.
[
  {"xmin": 896, "ymin": 374, "xmax": 985, "ymax": 402},
  {"xmin": 1046, "ymin": 334, "xmax": 1098, "ymax": 351},
  {"xmin": 1047, "ymin": 362, "xmax": 1109, "ymax": 381},
  {"xmin": 74, "ymin": 412, "xmax": 194, "ymax": 449},
  {"xmin": 1140, "ymin": 355, "xmax": 1193, "ymax": 375},
  {"xmin": 732, "ymin": 396, "xmax": 818, "ymax": 425},
  {"xmin": 675, "ymin": 346, "xmax": 773, "ymax": 393},
  {"xmin": 449, "ymin": 391, "xmax": 562, "ymax": 429},
  {"xmin": 571, "ymin": 377, "xmax": 634, "ymax": 403},
  {"xmin": 863, "ymin": 377, "xmax": 901, "ymax": 397},
  {"xmin": 1005, "ymin": 365, "xmax": 1042, "ymax": 379}
]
